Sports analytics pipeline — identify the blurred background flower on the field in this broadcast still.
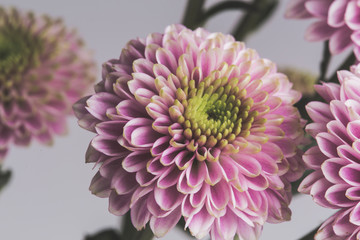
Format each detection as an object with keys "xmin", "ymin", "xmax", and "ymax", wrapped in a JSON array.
[
  {"xmin": 0, "ymin": 7, "xmax": 96, "ymax": 161},
  {"xmin": 285, "ymin": 0, "xmax": 360, "ymax": 60}
]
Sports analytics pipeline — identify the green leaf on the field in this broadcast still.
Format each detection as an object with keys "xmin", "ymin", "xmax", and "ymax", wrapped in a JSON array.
[
  {"xmin": 0, "ymin": 167, "xmax": 11, "ymax": 193},
  {"xmin": 84, "ymin": 229, "xmax": 121, "ymax": 240}
]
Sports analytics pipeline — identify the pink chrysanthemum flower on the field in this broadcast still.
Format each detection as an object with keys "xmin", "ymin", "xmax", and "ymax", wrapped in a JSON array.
[
  {"xmin": 0, "ymin": 7, "xmax": 96, "ymax": 161},
  {"xmin": 299, "ymin": 63, "xmax": 360, "ymax": 239},
  {"xmin": 285, "ymin": 0, "xmax": 360, "ymax": 60},
  {"xmin": 74, "ymin": 24, "xmax": 305, "ymax": 240}
]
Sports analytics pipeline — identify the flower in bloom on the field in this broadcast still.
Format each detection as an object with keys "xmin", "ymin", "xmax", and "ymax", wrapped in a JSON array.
[
  {"xmin": 285, "ymin": 0, "xmax": 360, "ymax": 60},
  {"xmin": 0, "ymin": 7, "xmax": 96, "ymax": 161},
  {"xmin": 74, "ymin": 24, "xmax": 305, "ymax": 240},
  {"xmin": 299, "ymin": 63, "xmax": 360, "ymax": 239}
]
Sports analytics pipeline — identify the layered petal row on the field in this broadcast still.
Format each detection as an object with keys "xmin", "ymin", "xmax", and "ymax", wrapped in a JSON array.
[
  {"xmin": 300, "ymin": 64, "xmax": 360, "ymax": 239},
  {"xmin": 74, "ymin": 24, "xmax": 306, "ymax": 240},
  {"xmin": 286, "ymin": 0, "xmax": 360, "ymax": 60}
]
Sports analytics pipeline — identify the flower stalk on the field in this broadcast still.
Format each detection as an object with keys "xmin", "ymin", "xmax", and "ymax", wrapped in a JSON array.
[{"xmin": 232, "ymin": 0, "xmax": 279, "ymax": 41}]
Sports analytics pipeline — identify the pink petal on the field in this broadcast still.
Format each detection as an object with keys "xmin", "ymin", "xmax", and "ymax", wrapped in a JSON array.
[
  {"xmin": 150, "ymin": 207, "xmax": 182, "ymax": 237},
  {"xmin": 236, "ymin": 219, "xmax": 261, "ymax": 240},
  {"xmin": 190, "ymin": 184, "xmax": 209, "ymax": 207},
  {"xmin": 347, "ymin": 120, "xmax": 360, "ymax": 140},
  {"xmin": 337, "ymin": 144, "xmax": 360, "ymax": 163},
  {"xmin": 186, "ymin": 206, "xmax": 215, "ymax": 239},
  {"xmin": 209, "ymin": 180, "xmax": 230, "ymax": 210},
  {"xmin": 345, "ymin": 1, "xmax": 360, "ymax": 30},
  {"xmin": 95, "ymin": 121, "xmax": 125, "ymax": 140},
  {"xmin": 205, "ymin": 161, "xmax": 223, "ymax": 185},
  {"xmin": 154, "ymin": 185, "xmax": 184, "ymax": 211},
  {"xmin": 346, "ymin": 186, "xmax": 360, "ymax": 200},
  {"xmin": 342, "ymin": 79, "xmax": 360, "ymax": 102},
  {"xmin": 157, "ymin": 166, "xmax": 180, "ymax": 188},
  {"xmin": 92, "ymin": 136, "xmax": 126, "ymax": 156},
  {"xmin": 316, "ymin": 132, "xmax": 342, "ymax": 158},
  {"xmin": 160, "ymin": 147, "xmax": 181, "ymax": 166},
  {"xmin": 174, "ymin": 150, "xmax": 194, "ymax": 170},
  {"xmin": 86, "ymin": 92, "xmax": 120, "ymax": 121},
  {"xmin": 340, "ymin": 164, "xmax": 360, "ymax": 186},
  {"xmin": 299, "ymin": 170, "xmax": 323, "ymax": 194},
  {"xmin": 305, "ymin": 1, "xmax": 331, "ymax": 19},
  {"xmin": 305, "ymin": 21, "xmax": 336, "ymax": 41},
  {"xmin": 329, "ymin": 27, "xmax": 353, "ymax": 54},
  {"xmin": 328, "ymin": 120, "xmax": 352, "ymax": 145},
  {"xmin": 310, "ymin": 178, "xmax": 337, "ymax": 208},
  {"xmin": 232, "ymin": 154, "xmax": 261, "ymax": 177},
  {"xmin": 314, "ymin": 83, "xmax": 340, "ymax": 102},
  {"xmin": 322, "ymin": 158, "xmax": 349, "ymax": 184},
  {"xmin": 219, "ymin": 156, "xmax": 239, "ymax": 181},
  {"xmin": 147, "ymin": 193, "xmax": 170, "ymax": 217},
  {"xmin": 325, "ymin": 184, "xmax": 354, "ymax": 207},
  {"xmin": 116, "ymin": 99, "xmax": 147, "ymax": 120},
  {"xmin": 122, "ymin": 151, "xmax": 151, "ymax": 172},
  {"xmin": 151, "ymin": 136, "xmax": 171, "ymax": 156},
  {"xmin": 245, "ymin": 174, "xmax": 269, "ymax": 191},
  {"xmin": 306, "ymin": 101, "xmax": 332, "ymax": 123},
  {"xmin": 350, "ymin": 202, "xmax": 360, "ymax": 225},
  {"xmin": 303, "ymin": 146, "xmax": 327, "ymax": 169},
  {"xmin": 285, "ymin": 0, "xmax": 312, "ymax": 19},
  {"xmin": 177, "ymin": 169, "xmax": 201, "ymax": 194},
  {"xmin": 328, "ymin": 0, "xmax": 348, "ymax": 27},
  {"xmin": 108, "ymin": 191, "xmax": 132, "ymax": 216},
  {"xmin": 89, "ymin": 172, "xmax": 111, "ymax": 197},
  {"xmin": 332, "ymin": 208, "xmax": 356, "ymax": 236},
  {"xmin": 212, "ymin": 211, "xmax": 237, "ymax": 240},
  {"xmin": 112, "ymin": 170, "xmax": 138, "ymax": 194},
  {"xmin": 330, "ymin": 100, "xmax": 350, "ymax": 126},
  {"xmin": 131, "ymin": 196, "xmax": 151, "ymax": 230},
  {"xmin": 156, "ymin": 48, "xmax": 178, "ymax": 73},
  {"xmin": 186, "ymin": 161, "xmax": 207, "ymax": 188},
  {"xmin": 132, "ymin": 58, "xmax": 154, "ymax": 76}
]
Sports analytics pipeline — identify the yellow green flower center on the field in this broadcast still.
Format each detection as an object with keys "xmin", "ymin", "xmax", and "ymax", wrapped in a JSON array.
[
  {"xmin": 172, "ymin": 74, "xmax": 260, "ymax": 150},
  {"xmin": 0, "ymin": 12, "xmax": 44, "ymax": 103}
]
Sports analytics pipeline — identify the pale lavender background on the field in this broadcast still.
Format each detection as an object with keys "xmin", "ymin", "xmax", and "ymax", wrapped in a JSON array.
[{"xmin": 0, "ymin": 0, "xmax": 346, "ymax": 239}]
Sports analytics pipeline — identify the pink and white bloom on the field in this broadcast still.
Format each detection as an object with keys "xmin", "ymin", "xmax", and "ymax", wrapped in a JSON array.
[
  {"xmin": 286, "ymin": 0, "xmax": 360, "ymax": 60},
  {"xmin": 0, "ymin": 7, "xmax": 96, "ymax": 161},
  {"xmin": 74, "ymin": 24, "xmax": 305, "ymax": 240},
  {"xmin": 300, "ymin": 63, "xmax": 360, "ymax": 239}
]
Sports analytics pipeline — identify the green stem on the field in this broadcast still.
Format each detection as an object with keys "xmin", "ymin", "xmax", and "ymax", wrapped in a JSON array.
[
  {"xmin": 296, "ymin": 49, "xmax": 356, "ymax": 121},
  {"xmin": 182, "ymin": 0, "xmax": 205, "ymax": 30},
  {"xmin": 121, "ymin": 212, "xmax": 153, "ymax": 240},
  {"xmin": 201, "ymin": 1, "xmax": 254, "ymax": 24},
  {"xmin": 231, "ymin": 0, "xmax": 279, "ymax": 41},
  {"xmin": 318, "ymin": 41, "xmax": 331, "ymax": 82},
  {"xmin": 328, "ymin": 52, "xmax": 356, "ymax": 83},
  {"xmin": 298, "ymin": 225, "xmax": 321, "ymax": 240}
]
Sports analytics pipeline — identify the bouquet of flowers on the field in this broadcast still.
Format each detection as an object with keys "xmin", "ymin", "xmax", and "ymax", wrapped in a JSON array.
[{"xmin": 2, "ymin": 0, "xmax": 360, "ymax": 239}]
